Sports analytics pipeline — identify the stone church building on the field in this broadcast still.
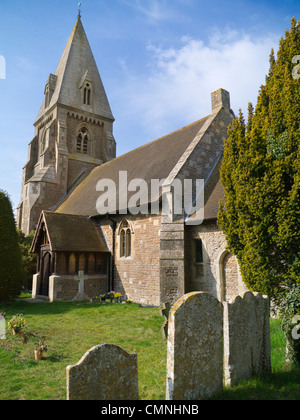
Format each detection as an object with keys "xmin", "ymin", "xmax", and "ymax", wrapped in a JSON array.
[{"xmin": 18, "ymin": 15, "xmax": 248, "ymax": 306}]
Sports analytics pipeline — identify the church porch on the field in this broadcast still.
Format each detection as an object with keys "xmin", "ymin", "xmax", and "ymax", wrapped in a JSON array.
[{"xmin": 30, "ymin": 211, "xmax": 110, "ymax": 302}]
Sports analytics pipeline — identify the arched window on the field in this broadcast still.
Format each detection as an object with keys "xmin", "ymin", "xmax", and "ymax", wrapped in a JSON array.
[
  {"xmin": 69, "ymin": 253, "xmax": 76, "ymax": 275},
  {"xmin": 77, "ymin": 127, "xmax": 89, "ymax": 154},
  {"xmin": 120, "ymin": 229, "xmax": 126, "ymax": 258},
  {"xmin": 119, "ymin": 220, "xmax": 132, "ymax": 258},
  {"xmin": 79, "ymin": 254, "xmax": 86, "ymax": 272},
  {"xmin": 194, "ymin": 239, "xmax": 203, "ymax": 263},
  {"xmin": 83, "ymin": 82, "xmax": 91, "ymax": 105},
  {"xmin": 194, "ymin": 239, "xmax": 204, "ymax": 277},
  {"xmin": 126, "ymin": 229, "xmax": 131, "ymax": 257},
  {"xmin": 41, "ymin": 130, "xmax": 47, "ymax": 154},
  {"xmin": 88, "ymin": 254, "xmax": 95, "ymax": 274},
  {"xmin": 57, "ymin": 253, "xmax": 67, "ymax": 274}
]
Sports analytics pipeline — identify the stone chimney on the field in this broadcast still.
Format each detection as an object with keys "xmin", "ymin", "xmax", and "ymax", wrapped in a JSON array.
[{"xmin": 211, "ymin": 89, "xmax": 230, "ymax": 112}]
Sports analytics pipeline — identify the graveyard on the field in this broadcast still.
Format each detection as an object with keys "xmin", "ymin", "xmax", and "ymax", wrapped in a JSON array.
[{"xmin": 0, "ymin": 298, "xmax": 300, "ymax": 400}]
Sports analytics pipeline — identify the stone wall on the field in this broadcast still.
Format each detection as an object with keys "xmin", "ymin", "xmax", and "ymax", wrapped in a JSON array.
[
  {"xmin": 99, "ymin": 213, "xmax": 247, "ymax": 307},
  {"xmin": 223, "ymin": 252, "xmax": 240, "ymax": 300},
  {"xmin": 47, "ymin": 274, "xmax": 108, "ymax": 302},
  {"xmin": 19, "ymin": 105, "xmax": 116, "ymax": 236},
  {"xmin": 160, "ymin": 214, "xmax": 185, "ymax": 306},
  {"xmin": 185, "ymin": 221, "xmax": 248, "ymax": 301},
  {"xmin": 158, "ymin": 103, "xmax": 234, "ymax": 306},
  {"xmin": 100, "ymin": 214, "xmax": 162, "ymax": 306}
]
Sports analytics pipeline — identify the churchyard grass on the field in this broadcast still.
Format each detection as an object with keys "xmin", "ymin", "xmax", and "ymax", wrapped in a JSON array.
[
  {"xmin": 212, "ymin": 319, "xmax": 300, "ymax": 400},
  {"xmin": 0, "ymin": 301, "xmax": 167, "ymax": 400},
  {"xmin": 0, "ymin": 301, "xmax": 300, "ymax": 400}
]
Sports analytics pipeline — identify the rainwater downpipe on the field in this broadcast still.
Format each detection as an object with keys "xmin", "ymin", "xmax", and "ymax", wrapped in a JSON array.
[{"xmin": 109, "ymin": 219, "xmax": 117, "ymax": 292}]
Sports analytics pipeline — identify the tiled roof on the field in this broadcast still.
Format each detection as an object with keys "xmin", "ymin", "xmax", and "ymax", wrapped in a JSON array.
[
  {"xmin": 56, "ymin": 116, "xmax": 211, "ymax": 217},
  {"xmin": 31, "ymin": 211, "xmax": 109, "ymax": 253}
]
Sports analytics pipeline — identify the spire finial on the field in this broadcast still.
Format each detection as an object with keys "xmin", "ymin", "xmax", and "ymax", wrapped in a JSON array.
[{"xmin": 78, "ymin": 2, "xmax": 82, "ymax": 18}]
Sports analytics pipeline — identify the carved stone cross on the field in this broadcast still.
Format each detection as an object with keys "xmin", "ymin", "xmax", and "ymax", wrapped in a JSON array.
[{"xmin": 73, "ymin": 271, "xmax": 89, "ymax": 302}]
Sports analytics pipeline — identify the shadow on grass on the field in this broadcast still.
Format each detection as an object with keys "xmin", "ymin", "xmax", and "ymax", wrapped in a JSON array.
[
  {"xmin": 46, "ymin": 353, "xmax": 68, "ymax": 363},
  {"xmin": 0, "ymin": 300, "xmax": 140, "ymax": 317},
  {"xmin": 0, "ymin": 299, "xmax": 152, "ymax": 317},
  {"xmin": 0, "ymin": 300, "xmax": 86, "ymax": 316},
  {"xmin": 212, "ymin": 367, "xmax": 300, "ymax": 400}
]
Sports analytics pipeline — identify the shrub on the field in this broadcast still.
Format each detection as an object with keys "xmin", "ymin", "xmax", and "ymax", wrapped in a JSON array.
[
  {"xmin": 17, "ymin": 230, "xmax": 37, "ymax": 290},
  {"xmin": 0, "ymin": 191, "xmax": 24, "ymax": 301},
  {"xmin": 280, "ymin": 284, "xmax": 300, "ymax": 365}
]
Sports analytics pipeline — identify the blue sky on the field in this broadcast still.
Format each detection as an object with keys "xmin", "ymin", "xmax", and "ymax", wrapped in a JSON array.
[{"xmin": 0, "ymin": 0, "xmax": 298, "ymax": 213}]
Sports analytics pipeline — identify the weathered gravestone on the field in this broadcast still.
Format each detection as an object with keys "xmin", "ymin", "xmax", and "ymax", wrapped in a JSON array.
[
  {"xmin": 166, "ymin": 292, "xmax": 224, "ymax": 400},
  {"xmin": 0, "ymin": 316, "xmax": 5, "ymax": 340},
  {"xmin": 160, "ymin": 302, "xmax": 171, "ymax": 339},
  {"xmin": 224, "ymin": 291, "xmax": 272, "ymax": 387},
  {"xmin": 66, "ymin": 344, "xmax": 139, "ymax": 400}
]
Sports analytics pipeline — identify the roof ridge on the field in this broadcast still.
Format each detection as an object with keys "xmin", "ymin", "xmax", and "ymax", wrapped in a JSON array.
[
  {"xmin": 85, "ymin": 115, "xmax": 211, "ymax": 174},
  {"xmin": 44, "ymin": 210, "xmax": 89, "ymax": 219}
]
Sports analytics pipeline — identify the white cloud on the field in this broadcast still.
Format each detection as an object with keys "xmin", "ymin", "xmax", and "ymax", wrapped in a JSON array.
[
  {"xmin": 15, "ymin": 56, "xmax": 39, "ymax": 72},
  {"xmin": 121, "ymin": 0, "xmax": 181, "ymax": 23},
  {"xmin": 116, "ymin": 28, "xmax": 279, "ymax": 141}
]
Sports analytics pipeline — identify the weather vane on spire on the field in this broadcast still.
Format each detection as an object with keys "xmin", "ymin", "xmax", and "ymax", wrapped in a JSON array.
[{"xmin": 78, "ymin": 2, "xmax": 82, "ymax": 18}]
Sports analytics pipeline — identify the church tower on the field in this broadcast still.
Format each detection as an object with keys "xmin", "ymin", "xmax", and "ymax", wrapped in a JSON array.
[{"xmin": 17, "ymin": 14, "xmax": 116, "ymax": 235}]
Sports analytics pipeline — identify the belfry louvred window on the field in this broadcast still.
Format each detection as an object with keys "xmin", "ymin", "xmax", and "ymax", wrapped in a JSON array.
[{"xmin": 77, "ymin": 127, "xmax": 89, "ymax": 154}]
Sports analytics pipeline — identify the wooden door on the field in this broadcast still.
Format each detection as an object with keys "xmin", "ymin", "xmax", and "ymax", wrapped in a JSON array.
[{"xmin": 39, "ymin": 251, "xmax": 51, "ymax": 297}]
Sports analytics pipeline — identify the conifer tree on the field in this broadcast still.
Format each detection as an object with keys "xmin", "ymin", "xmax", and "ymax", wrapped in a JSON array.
[
  {"xmin": 219, "ymin": 18, "xmax": 300, "ymax": 300},
  {"xmin": 0, "ymin": 191, "xmax": 24, "ymax": 301}
]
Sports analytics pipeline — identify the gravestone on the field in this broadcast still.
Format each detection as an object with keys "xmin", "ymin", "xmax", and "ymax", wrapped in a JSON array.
[
  {"xmin": 166, "ymin": 292, "xmax": 224, "ymax": 400},
  {"xmin": 224, "ymin": 291, "xmax": 272, "ymax": 387},
  {"xmin": 160, "ymin": 302, "xmax": 171, "ymax": 339},
  {"xmin": 0, "ymin": 316, "xmax": 5, "ymax": 340},
  {"xmin": 67, "ymin": 344, "xmax": 139, "ymax": 400}
]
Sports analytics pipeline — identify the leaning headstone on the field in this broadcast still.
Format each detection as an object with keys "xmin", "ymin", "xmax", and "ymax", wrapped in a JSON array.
[
  {"xmin": 67, "ymin": 344, "xmax": 139, "ymax": 400},
  {"xmin": 166, "ymin": 292, "xmax": 224, "ymax": 400},
  {"xmin": 224, "ymin": 291, "xmax": 272, "ymax": 387}
]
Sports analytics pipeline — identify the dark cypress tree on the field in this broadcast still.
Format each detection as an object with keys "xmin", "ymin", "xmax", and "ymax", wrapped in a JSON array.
[
  {"xmin": 219, "ymin": 18, "xmax": 300, "ymax": 300},
  {"xmin": 0, "ymin": 191, "xmax": 24, "ymax": 301}
]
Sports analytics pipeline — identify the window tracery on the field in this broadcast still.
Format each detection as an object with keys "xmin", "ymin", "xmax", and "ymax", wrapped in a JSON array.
[
  {"xmin": 119, "ymin": 220, "xmax": 132, "ymax": 258},
  {"xmin": 76, "ymin": 127, "xmax": 89, "ymax": 154}
]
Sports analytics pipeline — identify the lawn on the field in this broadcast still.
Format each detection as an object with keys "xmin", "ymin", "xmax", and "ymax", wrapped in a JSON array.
[
  {"xmin": 0, "ymin": 300, "xmax": 167, "ymax": 400},
  {"xmin": 0, "ymin": 300, "xmax": 300, "ymax": 400},
  {"xmin": 212, "ymin": 319, "xmax": 300, "ymax": 400}
]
